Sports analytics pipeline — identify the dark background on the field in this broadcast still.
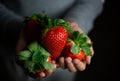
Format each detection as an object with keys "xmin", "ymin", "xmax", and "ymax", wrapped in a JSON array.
[{"xmin": 75, "ymin": 0, "xmax": 120, "ymax": 81}]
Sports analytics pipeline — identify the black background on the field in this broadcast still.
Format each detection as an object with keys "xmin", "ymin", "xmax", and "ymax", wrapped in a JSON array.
[{"xmin": 75, "ymin": 0, "xmax": 120, "ymax": 81}]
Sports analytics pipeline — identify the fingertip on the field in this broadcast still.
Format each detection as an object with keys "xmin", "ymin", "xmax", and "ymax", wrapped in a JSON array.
[
  {"xmin": 73, "ymin": 59, "xmax": 86, "ymax": 71},
  {"xmin": 44, "ymin": 69, "xmax": 52, "ymax": 77},
  {"xmin": 59, "ymin": 57, "xmax": 66, "ymax": 69},
  {"xmin": 65, "ymin": 57, "xmax": 72, "ymax": 64},
  {"xmin": 86, "ymin": 56, "xmax": 91, "ymax": 65},
  {"xmin": 51, "ymin": 60, "xmax": 56, "ymax": 64},
  {"xmin": 65, "ymin": 57, "xmax": 77, "ymax": 72},
  {"xmin": 59, "ymin": 57, "xmax": 64, "ymax": 63},
  {"xmin": 37, "ymin": 72, "xmax": 46, "ymax": 78}
]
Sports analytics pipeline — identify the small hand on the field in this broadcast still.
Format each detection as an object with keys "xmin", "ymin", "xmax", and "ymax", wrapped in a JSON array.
[
  {"xmin": 35, "ymin": 61, "xmax": 58, "ymax": 78},
  {"xmin": 59, "ymin": 22, "xmax": 94, "ymax": 72},
  {"xmin": 59, "ymin": 57, "xmax": 86, "ymax": 72},
  {"xmin": 69, "ymin": 22, "xmax": 94, "ymax": 64},
  {"xmin": 16, "ymin": 30, "xmax": 58, "ymax": 78}
]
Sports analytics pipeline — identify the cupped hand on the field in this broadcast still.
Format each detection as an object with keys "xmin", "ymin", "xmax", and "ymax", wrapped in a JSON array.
[
  {"xmin": 35, "ymin": 60, "xmax": 58, "ymax": 78},
  {"xmin": 58, "ymin": 22, "xmax": 94, "ymax": 72},
  {"xmin": 16, "ymin": 30, "xmax": 58, "ymax": 78}
]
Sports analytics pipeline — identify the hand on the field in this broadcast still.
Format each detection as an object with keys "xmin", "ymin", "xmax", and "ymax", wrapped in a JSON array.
[
  {"xmin": 35, "ymin": 61, "xmax": 57, "ymax": 78},
  {"xmin": 16, "ymin": 30, "xmax": 57, "ymax": 78},
  {"xmin": 59, "ymin": 22, "xmax": 94, "ymax": 72}
]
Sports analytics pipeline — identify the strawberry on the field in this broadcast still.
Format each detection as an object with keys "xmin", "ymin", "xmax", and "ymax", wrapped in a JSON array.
[
  {"xmin": 35, "ymin": 56, "xmax": 52, "ymax": 78},
  {"xmin": 17, "ymin": 13, "xmax": 72, "ymax": 77},
  {"xmin": 63, "ymin": 41, "xmax": 86, "ymax": 60},
  {"xmin": 17, "ymin": 42, "xmax": 54, "ymax": 77},
  {"xmin": 46, "ymin": 56, "xmax": 52, "ymax": 62},
  {"xmin": 23, "ymin": 14, "xmax": 40, "ymax": 43},
  {"xmin": 62, "ymin": 31, "xmax": 93, "ymax": 60},
  {"xmin": 37, "ymin": 13, "xmax": 71, "ymax": 60},
  {"xmin": 41, "ymin": 26, "xmax": 68, "ymax": 60}
]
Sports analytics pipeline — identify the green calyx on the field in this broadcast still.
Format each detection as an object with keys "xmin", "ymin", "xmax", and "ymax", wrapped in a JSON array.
[
  {"xmin": 37, "ymin": 13, "xmax": 71, "ymax": 31},
  {"xmin": 18, "ymin": 42, "xmax": 54, "ymax": 74},
  {"xmin": 69, "ymin": 31, "xmax": 93, "ymax": 56},
  {"xmin": 24, "ymin": 12, "xmax": 71, "ymax": 31},
  {"xmin": 24, "ymin": 13, "xmax": 39, "ymax": 23}
]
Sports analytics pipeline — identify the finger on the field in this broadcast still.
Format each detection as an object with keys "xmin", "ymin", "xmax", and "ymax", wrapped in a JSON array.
[
  {"xmin": 73, "ymin": 59, "xmax": 86, "ymax": 71},
  {"xmin": 36, "ymin": 72, "xmax": 46, "ymax": 78},
  {"xmin": 45, "ymin": 69, "xmax": 53, "ymax": 77},
  {"xmin": 86, "ymin": 47, "xmax": 94, "ymax": 64},
  {"xmin": 65, "ymin": 57, "xmax": 77, "ymax": 72},
  {"xmin": 52, "ymin": 62, "xmax": 58, "ymax": 71},
  {"xmin": 86, "ymin": 56, "xmax": 92, "ymax": 64},
  {"xmin": 45, "ymin": 62, "xmax": 57, "ymax": 77},
  {"xmin": 59, "ymin": 57, "xmax": 66, "ymax": 69}
]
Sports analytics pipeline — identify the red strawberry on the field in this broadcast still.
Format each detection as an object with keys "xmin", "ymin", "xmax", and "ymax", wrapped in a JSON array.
[
  {"xmin": 17, "ymin": 42, "xmax": 54, "ymax": 78},
  {"xmin": 62, "ymin": 31, "xmax": 92, "ymax": 60},
  {"xmin": 41, "ymin": 26, "xmax": 68, "ymax": 60},
  {"xmin": 63, "ymin": 41, "xmax": 86, "ymax": 60},
  {"xmin": 47, "ymin": 56, "xmax": 52, "ymax": 62},
  {"xmin": 35, "ymin": 56, "xmax": 52, "ymax": 78},
  {"xmin": 23, "ymin": 18, "xmax": 40, "ymax": 43},
  {"xmin": 22, "ymin": 13, "xmax": 71, "ymax": 60}
]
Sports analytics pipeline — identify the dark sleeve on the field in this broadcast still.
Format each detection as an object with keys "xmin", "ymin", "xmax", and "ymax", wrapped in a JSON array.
[
  {"xmin": 0, "ymin": 3, "xmax": 24, "ymax": 48},
  {"xmin": 63, "ymin": 0, "xmax": 104, "ymax": 34}
]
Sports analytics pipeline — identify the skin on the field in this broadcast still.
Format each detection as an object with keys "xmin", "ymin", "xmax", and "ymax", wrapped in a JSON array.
[
  {"xmin": 59, "ymin": 22, "xmax": 94, "ymax": 72},
  {"xmin": 16, "ymin": 22, "xmax": 94, "ymax": 78}
]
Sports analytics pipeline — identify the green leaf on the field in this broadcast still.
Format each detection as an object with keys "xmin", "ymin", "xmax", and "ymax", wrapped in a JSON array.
[
  {"xmin": 30, "ymin": 13, "xmax": 39, "ymax": 19},
  {"xmin": 32, "ymin": 46, "xmax": 50, "ymax": 63},
  {"xmin": 71, "ymin": 31, "xmax": 87, "ymax": 44},
  {"xmin": 18, "ymin": 50, "xmax": 31, "ymax": 57},
  {"xmin": 56, "ymin": 19, "xmax": 65, "ymax": 24},
  {"xmin": 34, "ymin": 63, "xmax": 45, "ymax": 72},
  {"xmin": 82, "ymin": 43, "xmax": 92, "ymax": 47},
  {"xmin": 32, "ymin": 50, "xmax": 42, "ymax": 63},
  {"xmin": 38, "ymin": 13, "xmax": 53, "ymax": 28},
  {"xmin": 81, "ymin": 43, "xmax": 92, "ymax": 56},
  {"xmin": 51, "ymin": 19, "xmax": 71, "ymax": 31},
  {"xmin": 18, "ymin": 50, "xmax": 31, "ymax": 60},
  {"xmin": 32, "ymin": 50, "xmax": 48, "ymax": 63},
  {"xmin": 39, "ymin": 47, "xmax": 50, "ymax": 56},
  {"xmin": 24, "ymin": 61, "xmax": 35, "ymax": 74},
  {"xmin": 71, "ymin": 31, "xmax": 79, "ymax": 39},
  {"xmin": 24, "ymin": 13, "xmax": 39, "ymax": 23},
  {"xmin": 78, "ymin": 37, "xmax": 87, "ymax": 44},
  {"xmin": 70, "ymin": 31, "xmax": 93, "ymax": 56},
  {"xmin": 42, "ymin": 62, "xmax": 54, "ymax": 70},
  {"xmin": 38, "ymin": 65, "xmax": 44, "ymax": 72},
  {"xmin": 28, "ymin": 42, "xmax": 40, "ymax": 52},
  {"xmin": 18, "ymin": 56, "xmax": 29, "ymax": 61},
  {"xmin": 70, "ymin": 45, "xmax": 81, "ymax": 54}
]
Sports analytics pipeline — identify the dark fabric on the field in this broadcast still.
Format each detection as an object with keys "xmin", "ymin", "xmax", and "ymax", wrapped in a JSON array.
[{"xmin": 75, "ymin": 0, "xmax": 120, "ymax": 81}]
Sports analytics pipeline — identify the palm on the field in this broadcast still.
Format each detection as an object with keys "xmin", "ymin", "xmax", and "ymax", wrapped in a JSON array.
[{"xmin": 59, "ymin": 22, "xmax": 94, "ymax": 72}]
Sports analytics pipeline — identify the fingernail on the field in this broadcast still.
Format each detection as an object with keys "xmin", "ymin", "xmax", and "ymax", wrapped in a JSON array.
[
  {"xmin": 66, "ymin": 57, "xmax": 72, "ymax": 64},
  {"xmin": 73, "ymin": 59, "xmax": 79, "ymax": 64}
]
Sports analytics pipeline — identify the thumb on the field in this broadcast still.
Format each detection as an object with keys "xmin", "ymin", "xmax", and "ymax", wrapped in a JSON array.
[{"xmin": 85, "ymin": 56, "xmax": 92, "ymax": 65}]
